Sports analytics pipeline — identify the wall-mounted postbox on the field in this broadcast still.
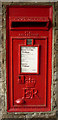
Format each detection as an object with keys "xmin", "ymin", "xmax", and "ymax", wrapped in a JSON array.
[{"xmin": 6, "ymin": 6, "xmax": 53, "ymax": 112}]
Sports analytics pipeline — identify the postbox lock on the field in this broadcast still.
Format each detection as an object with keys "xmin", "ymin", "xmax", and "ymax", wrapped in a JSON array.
[
  {"xmin": 18, "ymin": 75, "xmax": 25, "ymax": 84},
  {"xmin": 19, "ymin": 76, "xmax": 21, "ymax": 79}
]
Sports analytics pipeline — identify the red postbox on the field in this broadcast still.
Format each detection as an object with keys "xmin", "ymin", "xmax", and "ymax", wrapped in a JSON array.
[{"xmin": 6, "ymin": 5, "xmax": 53, "ymax": 112}]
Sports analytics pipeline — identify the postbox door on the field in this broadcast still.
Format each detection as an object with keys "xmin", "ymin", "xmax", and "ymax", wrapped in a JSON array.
[{"xmin": 11, "ymin": 37, "xmax": 47, "ymax": 111}]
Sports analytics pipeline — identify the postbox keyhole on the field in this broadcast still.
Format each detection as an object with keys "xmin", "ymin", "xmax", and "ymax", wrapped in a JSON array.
[
  {"xmin": 18, "ymin": 75, "xmax": 25, "ymax": 84},
  {"xmin": 19, "ymin": 76, "xmax": 21, "ymax": 79}
]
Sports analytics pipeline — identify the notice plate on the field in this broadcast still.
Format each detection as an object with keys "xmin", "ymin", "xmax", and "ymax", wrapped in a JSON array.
[{"xmin": 21, "ymin": 47, "xmax": 38, "ymax": 73}]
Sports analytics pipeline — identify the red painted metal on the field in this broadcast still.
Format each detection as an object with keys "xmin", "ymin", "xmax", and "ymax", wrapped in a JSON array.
[{"xmin": 6, "ymin": 5, "xmax": 53, "ymax": 112}]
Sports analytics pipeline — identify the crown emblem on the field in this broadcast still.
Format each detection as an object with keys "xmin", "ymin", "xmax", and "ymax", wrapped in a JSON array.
[{"xmin": 25, "ymin": 77, "xmax": 36, "ymax": 88}]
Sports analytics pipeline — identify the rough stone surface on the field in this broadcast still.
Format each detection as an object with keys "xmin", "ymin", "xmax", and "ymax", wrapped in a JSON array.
[
  {"xmin": 0, "ymin": 1, "xmax": 58, "ymax": 120},
  {"xmin": 0, "ymin": 0, "xmax": 57, "ymax": 2}
]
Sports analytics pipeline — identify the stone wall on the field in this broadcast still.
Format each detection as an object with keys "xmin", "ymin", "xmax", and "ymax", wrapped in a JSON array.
[
  {"xmin": 0, "ymin": 1, "xmax": 3, "ymax": 120},
  {"xmin": 0, "ymin": 1, "xmax": 58, "ymax": 120},
  {"xmin": 55, "ymin": 2, "xmax": 58, "ymax": 119}
]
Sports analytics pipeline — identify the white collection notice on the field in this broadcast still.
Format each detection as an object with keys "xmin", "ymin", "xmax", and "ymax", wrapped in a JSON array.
[{"xmin": 21, "ymin": 47, "xmax": 38, "ymax": 73}]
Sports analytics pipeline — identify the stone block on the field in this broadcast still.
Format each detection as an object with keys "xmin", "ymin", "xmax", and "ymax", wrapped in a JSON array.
[
  {"xmin": 56, "ymin": 72, "xmax": 58, "ymax": 79},
  {"xmin": 55, "ymin": 80, "xmax": 58, "ymax": 108},
  {"xmin": 56, "ymin": 13, "xmax": 58, "ymax": 27},
  {"xmin": 55, "ymin": 2, "xmax": 58, "ymax": 10},
  {"xmin": 55, "ymin": 43, "xmax": 58, "ymax": 51},
  {"xmin": 0, "ymin": 0, "xmax": 56, "ymax": 2},
  {"xmin": 0, "ymin": 6, "xmax": 2, "ymax": 13},
  {"xmin": 0, "ymin": 82, "xmax": 4, "ymax": 96},
  {"xmin": 56, "ymin": 30, "xmax": 58, "ymax": 38}
]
